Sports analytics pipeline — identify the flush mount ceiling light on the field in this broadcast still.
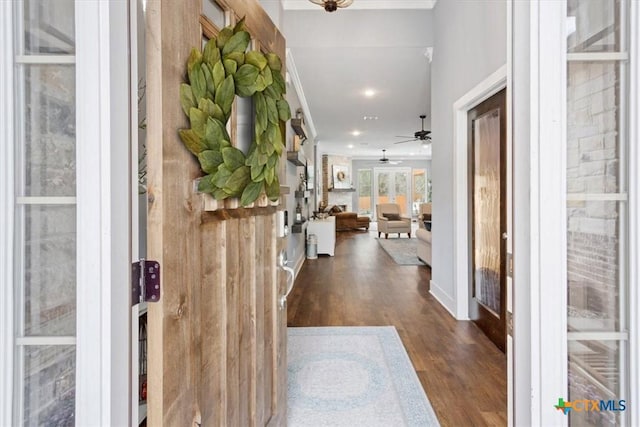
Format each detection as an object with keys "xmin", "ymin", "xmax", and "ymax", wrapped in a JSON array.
[{"xmin": 309, "ymin": 0, "xmax": 353, "ymax": 12}]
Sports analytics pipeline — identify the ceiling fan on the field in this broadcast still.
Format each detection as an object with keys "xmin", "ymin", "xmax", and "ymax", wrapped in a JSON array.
[
  {"xmin": 394, "ymin": 114, "xmax": 431, "ymax": 144},
  {"xmin": 378, "ymin": 149, "xmax": 402, "ymax": 165}
]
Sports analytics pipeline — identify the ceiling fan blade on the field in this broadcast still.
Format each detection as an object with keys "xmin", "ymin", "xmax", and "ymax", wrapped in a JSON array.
[
  {"xmin": 395, "ymin": 135, "xmax": 414, "ymax": 138},
  {"xmin": 393, "ymin": 138, "xmax": 417, "ymax": 144}
]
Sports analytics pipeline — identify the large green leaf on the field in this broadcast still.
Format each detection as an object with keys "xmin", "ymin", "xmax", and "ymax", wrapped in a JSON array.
[
  {"xmin": 264, "ymin": 164, "xmax": 275, "ymax": 185},
  {"xmin": 211, "ymin": 103, "xmax": 225, "ymax": 123},
  {"xmin": 216, "ymin": 27, "xmax": 233, "ymax": 49},
  {"xmin": 260, "ymin": 65, "xmax": 273, "ymax": 87},
  {"xmin": 202, "ymin": 63, "xmax": 216, "ymax": 98},
  {"xmin": 236, "ymin": 83, "xmax": 257, "ymax": 98},
  {"xmin": 223, "ymin": 166, "xmax": 251, "ymax": 196},
  {"xmin": 223, "ymin": 58, "xmax": 238, "ymax": 76},
  {"xmin": 213, "ymin": 188, "xmax": 230, "ymax": 200},
  {"xmin": 222, "ymin": 31, "xmax": 250, "ymax": 56},
  {"xmin": 197, "ymin": 174, "xmax": 216, "ymax": 193},
  {"xmin": 265, "ymin": 96, "xmax": 278, "ymax": 125},
  {"xmin": 263, "ymin": 83, "xmax": 280, "ymax": 100},
  {"xmin": 203, "ymin": 40, "xmax": 220, "ymax": 67},
  {"xmin": 266, "ymin": 123, "xmax": 282, "ymax": 147},
  {"xmin": 215, "ymin": 75, "xmax": 235, "ymax": 116},
  {"xmin": 213, "ymin": 165, "xmax": 232, "ymax": 188},
  {"xmin": 189, "ymin": 64, "xmax": 207, "ymax": 100},
  {"xmin": 179, "ymin": 129, "xmax": 207, "ymax": 155},
  {"xmin": 266, "ymin": 175, "xmax": 280, "ymax": 201},
  {"xmin": 212, "ymin": 61, "xmax": 225, "ymax": 89},
  {"xmin": 179, "ymin": 84, "xmax": 196, "ymax": 117},
  {"xmin": 233, "ymin": 17, "xmax": 247, "ymax": 34},
  {"xmin": 234, "ymin": 64, "xmax": 260, "ymax": 88},
  {"xmin": 224, "ymin": 51, "xmax": 245, "ymax": 66},
  {"xmin": 253, "ymin": 75, "xmax": 267, "ymax": 92},
  {"xmin": 221, "ymin": 146, "xmax": 246, "ymax": 170},
  {"xmin": 273, "ymin": 137, "xmax": 285, "ymax": 156},
  {"xmin": 253, "ymin": 92, "xmax": 267, "ymax": 134},
  {"xmin": 198, "ymin": 150, "xmax": 223, "ymax": 174},
  {"xmin": 187, "ymin": 48, "xmax": 203, "ymax": 73},
  {"xmin": 245, "ymin": 51, "xmax": 267, "ymax": 70},
  {"xmin": 272, "ymin": 70, "xmax": 286, "ymax": 94},
  {"xmin": 267, "ymin": 153, "xmax": 278, "ymax": 170},
  {"xmin": 198, "ymin": 98, "xmax": 217, "ymax": 118},
  {"xmin": 189, "ymin": 107, "xmax": 207, "ymax": 137},
  {"xmin": 204, "ymin": 117, "xmax": 230, "ymax": 149},
  {"xmin": 276, "ymin": 99, "xmax": 291, "ymax": 122},
  {"xmin": 265, "ymin": 53, "xmax": 281, "ymax": 71},
  {"xmin": 241, "ymin": 180, "xmax": 263, "ymax": 206},
  {"xmin": 251, "ymin": 164, "xmax": 265, "ymax": 181}
]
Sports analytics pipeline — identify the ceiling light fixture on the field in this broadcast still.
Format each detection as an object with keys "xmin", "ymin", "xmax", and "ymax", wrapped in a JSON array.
[
  {"xmin": 348, "ymin": 144, "xmax": 354, "ymax": 149},
  {"xmin": 308, "ymin": 0, "xmax": 353, "ymax": 12},
  {"xmin": 364, "ymin": 88, "xmax": 376, "ymax": 98},
  {"xmin": 363, "ymin": 116, "xmax": 379, "ymax": 121},
  {"xmin": 351, "ymin": 130, "xmax": 361, "ymax": 136}
]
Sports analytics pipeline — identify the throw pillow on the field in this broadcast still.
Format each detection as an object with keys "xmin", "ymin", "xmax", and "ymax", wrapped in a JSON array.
[
  {"xmin": 329, "ymin": 205, "xmax": 343, "ymax": 214},
  {"xmin": 383, "ymin": 213, "xmax": 400, "ymax": 220},
  {"xmin": 424, "ymin": 221, "xmax": 432, "ymax": 231}
]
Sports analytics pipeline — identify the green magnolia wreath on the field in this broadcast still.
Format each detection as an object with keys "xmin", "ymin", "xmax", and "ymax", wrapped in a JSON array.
[{"xmin": 179, "ymin": 18, "xmax": 291, "ymax": 207}]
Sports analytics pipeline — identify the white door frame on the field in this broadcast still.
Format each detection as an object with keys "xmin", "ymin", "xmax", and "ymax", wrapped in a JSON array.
[
  {"xmin": 451, "ymin": 65, "xmax": 507, "ymax": 321},
  {"xmin": 75, "ymin": 0, "xmax": 132, "ymax": 425},
  {"xmin": 0, "ymin": 1, "xmax": 15, "ymax": 425}
]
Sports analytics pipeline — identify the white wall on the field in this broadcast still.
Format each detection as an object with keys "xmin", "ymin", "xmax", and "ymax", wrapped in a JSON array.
[{"xmin": 430, "ymin": 0, "xmax": 507, "ymax": 313}]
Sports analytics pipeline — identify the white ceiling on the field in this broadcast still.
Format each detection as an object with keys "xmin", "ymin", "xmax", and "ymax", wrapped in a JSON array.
[{"xmin": 282, "ymin": 4, "xmax": 435, "ymax": 160}]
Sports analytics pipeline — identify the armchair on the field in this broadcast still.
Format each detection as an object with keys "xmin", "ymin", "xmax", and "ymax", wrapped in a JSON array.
[
  {"xmin": 418, "ymin": 203, "xmax": 432, "ymax": 231},
  {"xmin": 376, "ymin": 203, "xmax": 411, "ymax": 239}
]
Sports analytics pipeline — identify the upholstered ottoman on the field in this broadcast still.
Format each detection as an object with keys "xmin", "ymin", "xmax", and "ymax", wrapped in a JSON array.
[{"xmin": 416, "ymin": 228, "xmax": 432, "ymax": 266}]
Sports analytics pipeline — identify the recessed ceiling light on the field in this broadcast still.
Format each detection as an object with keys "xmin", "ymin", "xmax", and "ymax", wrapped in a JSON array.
[
  {"xmin": 348, "ymin": 144, "xmax": 354, "ymax": 149},
  {"xmin": 410, "ymin": 152, "xmax": 415, "ymax": 156},
  {"xmin": 351, "ymin": 130, "xmax": 361, "ymax": 136},
  {"xmin": 363, "ymin": 116, "xmax": 379, "ymax": 121},
  {"xmin": 363, "ymin": 88, "xmax": 376, "ymax": 98}
]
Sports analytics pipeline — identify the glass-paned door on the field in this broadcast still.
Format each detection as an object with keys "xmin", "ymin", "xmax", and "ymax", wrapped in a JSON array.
[
  {"xmin": 412, "ymin": 169, "xmax": 427, "ymax": 216},
  {"xmin": 374, "ymin": 168, "xmax": 411, "ymax": 217},
  {"xmin": 566, "ymin": 0, "xmax": 630, "ymax": 425},
  {"xmin": 357, "ymin": 169, "xmax": 372, "ymax": 217},
  {"xmin": 12, "ymin": 0, "xmax": 77, "ymax": 425}
]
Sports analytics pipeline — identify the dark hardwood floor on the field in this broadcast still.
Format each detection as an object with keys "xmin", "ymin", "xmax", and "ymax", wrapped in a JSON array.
[{"xmin": 287, "ymin": 231, "xmax": 507, "ymax": 427}]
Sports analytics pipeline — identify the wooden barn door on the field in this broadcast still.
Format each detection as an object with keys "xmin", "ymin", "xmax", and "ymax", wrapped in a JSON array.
[{"xmin": 145, "ymin": 1, "xmax": 288, "ymax": 425}]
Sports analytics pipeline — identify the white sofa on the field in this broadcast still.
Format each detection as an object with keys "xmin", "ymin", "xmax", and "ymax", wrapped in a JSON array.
[{"xmin": 416, "ymin": 228, "xmax": 431, "ymax": 266}]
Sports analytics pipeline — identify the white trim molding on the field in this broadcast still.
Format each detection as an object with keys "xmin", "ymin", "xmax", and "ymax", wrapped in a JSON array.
[
  {"xmin": 286, "ymin": 48, "xmax": 318, "ymax": 142},
  {"xmin": 451, "ymin": 64, "xmax": 507, "ymax": 321},
  {"xmin": 75, "ymin": 0, "xmax": 131, "ymax": 425},
  {"xmin": 0, "ymin": 1, "xmax": 15, "ymax": 424}
]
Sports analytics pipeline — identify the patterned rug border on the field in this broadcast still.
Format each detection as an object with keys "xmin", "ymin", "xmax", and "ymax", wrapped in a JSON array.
[{"xmin": 288, "ymin": 326, "xmax": 440, "ymax": 426}]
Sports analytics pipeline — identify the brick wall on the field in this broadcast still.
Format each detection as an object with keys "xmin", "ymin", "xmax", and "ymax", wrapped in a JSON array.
[{"xmin": 566, "ymin": 60, "xmax": 621, "ymax": 323}]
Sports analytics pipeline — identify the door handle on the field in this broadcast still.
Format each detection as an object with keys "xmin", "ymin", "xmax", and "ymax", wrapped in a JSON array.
[
  {"xmin": 280, "ymin": 265, "xmax": 295, "ymax": 309},
  {"xmin": 278, "ymin": 251, "xmax": 295, "ymax": 309}
]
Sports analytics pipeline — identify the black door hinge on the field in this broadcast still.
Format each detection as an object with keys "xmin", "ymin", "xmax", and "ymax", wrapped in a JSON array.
[{"xmin": 132, "ymin": 259, "xmax": 161, "ymax": 306}]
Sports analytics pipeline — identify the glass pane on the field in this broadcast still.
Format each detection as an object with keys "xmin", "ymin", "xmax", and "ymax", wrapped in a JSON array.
[
  {"xmin": 23, "ymin": 0, "xmax": 75, "ymax": 55},
  {"xmin": 22, "ymin": 346, "xmax": 75, "ymax": 427},
  {"xmin": 21, "ymin": 205, "xmax": 76, "ymax": 336},
  {"xmin": 472, "ymin": 109, "xmax": 501, "ymax": 314},
  {"xmin": 377, "ymin": 172, "xmax": 389, "ymax": 202},
  {"xmin": 21, "ymin": 65, "xmax": 76, "ymax": 197},
  {"xmin": 567, "ymin": 201, "xmax": 620, "ymax": 332},
  {"xmin": 412, "ymin": 170, "xmax": 426, "ymax": 216},
  {"xmin": 394, "ymin": 172, "xmax": 408, "ymax": 216},
  {"xmin": 202, "ymin": 0, "xmax": 226, "ymax": 30},
  {"xmin": 357, "ymin": 169, "xmax": 371, "ymax": 216},
  {"xmin": 568, "ymin": 340, "xmax": 622, "ymax": 427},
  {"xmin": 567, "ymin": 62, "xmax": 621, "ymax": 194},
  {"xmin": 567, "ymin": 0, "xmax": 622, "ymax": 53}
]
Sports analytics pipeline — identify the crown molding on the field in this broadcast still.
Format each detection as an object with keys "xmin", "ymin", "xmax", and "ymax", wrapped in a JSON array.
[
  {"xmin": 282, "ymin": 0, "xmax": 437, "ymax": 11},
  {"xmin": 286, "ymin": 48, "xmax": 318, "ymax": 141}
]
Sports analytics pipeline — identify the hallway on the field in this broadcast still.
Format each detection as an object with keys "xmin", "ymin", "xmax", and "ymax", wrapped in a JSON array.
[{"xmin": 287, "ymin": 231, "xmax": 507, "ymax": 426}]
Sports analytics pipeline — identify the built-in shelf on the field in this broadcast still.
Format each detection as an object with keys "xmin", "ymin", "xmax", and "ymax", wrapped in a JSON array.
[
  {"xmin": 291, "ymin": 219, "xmax": 307, "ymax": 233},
  {"xmin": 294, "ymin": 190, "xmax": 310, "ymax": 199},
  {"xmin": 287, "ymin": 151, "xmax": 306, "ymax": 167},
  {"xmin": 328, "ymin": 188, "xmax": 355, "ymax": 192}
]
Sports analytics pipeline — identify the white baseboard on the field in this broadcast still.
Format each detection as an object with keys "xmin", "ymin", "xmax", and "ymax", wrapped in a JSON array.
[
  {"xmin": 293, "ymin": 252, "xmax": 305, "ymax": 278},
  {"xmin": 429, "ymin": 280, "xmax": 456, "ymax": 318}
]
